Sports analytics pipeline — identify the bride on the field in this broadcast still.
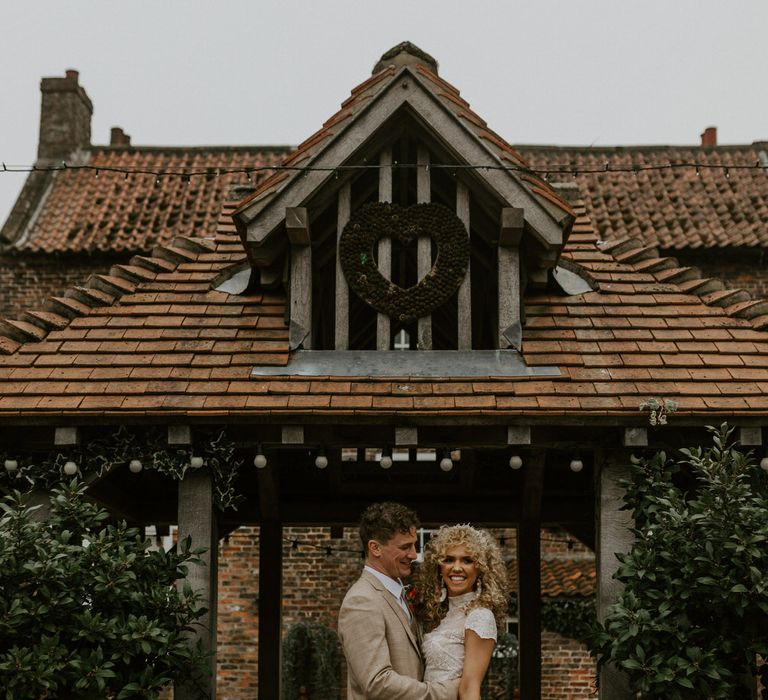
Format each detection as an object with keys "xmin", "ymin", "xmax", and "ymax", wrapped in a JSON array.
[{"xmin": 415, "ymin": 524, "xmax": 510, "ymax": 700}]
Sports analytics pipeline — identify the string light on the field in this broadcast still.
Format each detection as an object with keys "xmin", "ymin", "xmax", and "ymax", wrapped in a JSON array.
[
  {"xmin": 282, "ymin": 529, "xmax": 578, "ymax": 558},
  {"xmin": 0, "ymin": 160, "xmax": 761, "ymax": 182}
]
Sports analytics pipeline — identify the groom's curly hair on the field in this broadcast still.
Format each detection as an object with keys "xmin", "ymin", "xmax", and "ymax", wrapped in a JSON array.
[{"xmin": 359, "ymin": 502, "xmax": 419, "ymax": 553}]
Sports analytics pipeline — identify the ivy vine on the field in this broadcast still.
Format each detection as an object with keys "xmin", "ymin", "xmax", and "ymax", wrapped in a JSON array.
[
  {"xmin": 508, "ymin": 594, "xmax": 597, "ymax": 647},
  {"xmin": 0, "ymin": 427, "xmax": 243, "ymax": 512}
]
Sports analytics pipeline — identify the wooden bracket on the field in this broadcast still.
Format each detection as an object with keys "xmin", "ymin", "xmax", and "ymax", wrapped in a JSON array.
[
  {"xmin": 395, "ymin": 426, "xmax": 418, "ymax": 446},
  {"xmin": 499, "ymin": 207, "xmax": 524, "ymax": 247},
  {"xmin": 285, "ymin": 207, "xmax": 311, "ymax": 246},
  {"xmin": 623, "ymin": 427, "xmax": 648, "ymax": 447},
  {"xmin": 507, "ymin": 425, "xmax": 531, "ymax": 445},
  {"xmin": 282, "ymin": 425, "xmax": 305, "ymax": 445},
  {"xmin": 54, "ymin": 426, "xmax": 79, "ymax": 446},
  {"xmin": 739, "ymin": 426, "xmax": 762, "ymax": 446},
  {"xmin": 168, "ymin": 425, "xmax": 192, "ymax": 446}
]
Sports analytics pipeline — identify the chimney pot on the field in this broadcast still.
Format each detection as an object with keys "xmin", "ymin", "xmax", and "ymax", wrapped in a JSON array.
[
  {"xmin": 65, "ymin": 69, "xmax": 79, "ymax": 82},
  {"xmin": 110, "ymin": 126, "xmax": 131, "ymax": 146},
  {"xmin": 700, "ymin": 126, "xmax": 717, "ymax": 147}
]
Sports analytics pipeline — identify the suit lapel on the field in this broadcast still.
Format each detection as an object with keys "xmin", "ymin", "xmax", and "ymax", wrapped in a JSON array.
[{"xmin": 361, "ymin": 571, "xmax": 421, "ymax": 657}]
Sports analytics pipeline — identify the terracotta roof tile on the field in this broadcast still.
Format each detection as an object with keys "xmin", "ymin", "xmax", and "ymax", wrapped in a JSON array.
[
  {"xmin": 518, "ymin": 144, "xmax": 768, "ymax": 250},
  {"xmin": 7, "ymin": 147, "xmax": 290, "ymax": 254},
  {"xmin": 4, "ymin": 200, "xmax": 768, "ymax": 418}
]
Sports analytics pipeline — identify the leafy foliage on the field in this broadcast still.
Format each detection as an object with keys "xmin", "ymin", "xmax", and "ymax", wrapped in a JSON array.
[
  {"xmin": 508, "ymin": 595, "xmax": 596, "ymax": 645},
  {"xmin": 1, "ymin": 426, "xmax": 244, "ymax": 511},
  {"xmin": 282, "ymin": 621, "xmax": 342, "ymax": 700},
  {"xmin": 594, "ymin": 423, "xmax": 768, "ymax": 698},
  {"xmin": 0, "ymin": 481, "xmax": 209, "ymax": 699},
  {"xmin": 638, "ymin": 397, "xmax": 678, "ymax": 426}
]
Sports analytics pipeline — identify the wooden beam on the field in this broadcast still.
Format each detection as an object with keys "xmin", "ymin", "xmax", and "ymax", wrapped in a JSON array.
[
  {"xmin": 377, "ymin": 148, "xmax": 393, "ymax": 351},
  {"xmin": 176, "ymin": 468, "xmax": 218, "ymax": 700},
  {"xmin": 258, "ymin": 519, "xmax": 283, "ymax": 700},
  {"xmin": 498, "ymin": 207, "xmax": 524, "ymax": 351},
  {"xmin": 416, "ymin": 145, "xmax": 432, "ymax": 350},
  {"xmin": 335, "ymin": 182, "xmax": 351, "ymax": 350},
  {"xmin": 518, "ymin": 450, "xmax": 544, "ymax": 700},
  {"xmin": 287, "ymin": 207, "xmax": 312, "ymax": 350},
  {"xmin": 240, "ymin": 72, "xmax": 566, "ymax": 252},
  {"xmin": 456, "ymin": 180, "xmax": 472, "ymax": 350},
  {"xmin": 257, "ymin": 459, "xmax": 280, "ymax": 523},
  {"xmin": 595, "ymin": 449, "xmax": 633, "ymax": 699}
]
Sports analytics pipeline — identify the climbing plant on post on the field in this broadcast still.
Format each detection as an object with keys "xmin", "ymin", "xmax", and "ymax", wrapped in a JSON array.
[{"xmin": 594, "ymin": 423, "xmax": 768, "ymax": 699}]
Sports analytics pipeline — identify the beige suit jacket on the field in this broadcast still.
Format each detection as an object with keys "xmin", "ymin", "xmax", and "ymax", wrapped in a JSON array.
[{"xmin": 338, "ymin": 570, "xmax": 458, "ymax": 700}]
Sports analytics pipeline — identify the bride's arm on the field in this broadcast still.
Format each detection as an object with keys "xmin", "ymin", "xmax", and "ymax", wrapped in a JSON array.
[{"xmin": 457, "ymin": 629, "xmax": 495, "ymax": 700}]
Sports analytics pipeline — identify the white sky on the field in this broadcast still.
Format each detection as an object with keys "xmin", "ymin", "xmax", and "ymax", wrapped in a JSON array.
[{"xmin": 1, "ymin": 0, "xmax": 767, "ymax": 227}]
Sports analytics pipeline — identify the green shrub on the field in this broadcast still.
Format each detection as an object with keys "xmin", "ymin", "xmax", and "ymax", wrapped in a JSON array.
[
  {"xmin": 0, "ymin": 480, "xmax": 209, "ymax": 699},
  {"xmin": 594, "ymin": 424, "xmax": 768, "ymax": 698},
  {"xmin": 282, "ymin": 620, "xmax": 342, "ymax": 700}
]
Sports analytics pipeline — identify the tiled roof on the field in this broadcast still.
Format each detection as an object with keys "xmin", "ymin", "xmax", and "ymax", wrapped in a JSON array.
[
  {"xmin": 3, "ymin": 200, "xmax": 768, "ymax": 418},
  {"xmin": 508, "ymin": 558, "xmax": 595, "ymax": 598},
  {"xmin": 233, "ymin": 60, "xmax": 573, "ymax": 226},
  {"xmin": 6, "ymin": 147, "xmax": 289, "ymax": 254},
  {"xmin": 518, "ymin": 144, "xmax": 768, "ymax": 250}
]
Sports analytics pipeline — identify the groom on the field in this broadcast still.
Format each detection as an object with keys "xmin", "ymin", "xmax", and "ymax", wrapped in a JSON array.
[{"xmin": 338, "ymin": 502, "xmax": 458, "ymax": 699}]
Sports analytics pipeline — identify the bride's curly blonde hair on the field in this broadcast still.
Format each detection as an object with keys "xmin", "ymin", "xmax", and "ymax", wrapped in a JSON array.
[{"xmin": 415, "ymin": 524, "xmax": 509, "ymax": 632}]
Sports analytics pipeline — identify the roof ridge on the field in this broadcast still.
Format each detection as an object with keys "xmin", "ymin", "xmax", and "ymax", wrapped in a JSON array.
[
  {"xmin": 0, "ymin": 235, "xmax": 213, "ymax": 354},
  {"xmin": 600, "ymin": 234, "xmax": 768, "ymax": 331}
]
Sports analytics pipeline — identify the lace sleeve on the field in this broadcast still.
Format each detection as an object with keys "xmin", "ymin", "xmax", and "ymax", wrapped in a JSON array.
[{"xmin": 465, "ymin": 607, "xmax": 497, "ymax": 641}]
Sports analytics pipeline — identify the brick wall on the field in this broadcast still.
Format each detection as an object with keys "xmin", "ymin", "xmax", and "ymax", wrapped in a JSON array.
[
  {"xmin": 0, "ymin": 255, "xmax": 115, "ymax": 318},
  {"xmin": 670, "ymin": 248, "xmax": 768, "ymax": 299},
  {"xmin": 216, "ymin": 525, "xmax": 596, "ymax": 700},
  {"xmin": 541, "ymin": 631, "xmax": 596, "ymax": 698}
]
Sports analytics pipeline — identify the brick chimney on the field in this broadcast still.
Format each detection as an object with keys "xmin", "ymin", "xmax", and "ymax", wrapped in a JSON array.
[
  {"xmin": 110, "ymin": 126, "xmax": 131, "ymax": 146},
  {"xmin": 700, "ymin": 126, "xmax": 717, "ymax": 147},
  {"xmin": 37, "ymin": 69, "xmax": 93, "ymax": 161}
]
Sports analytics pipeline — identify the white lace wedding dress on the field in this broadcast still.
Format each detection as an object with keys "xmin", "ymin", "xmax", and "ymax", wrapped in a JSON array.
[{"xmin": 422, "ymin": 591, "xmax": 497, "ymax": 681}]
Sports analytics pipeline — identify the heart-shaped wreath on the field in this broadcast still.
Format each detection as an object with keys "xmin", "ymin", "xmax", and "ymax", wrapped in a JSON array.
[{"xmin": 338, "ymin": 202, "xmax": 470, "ymax": 323}]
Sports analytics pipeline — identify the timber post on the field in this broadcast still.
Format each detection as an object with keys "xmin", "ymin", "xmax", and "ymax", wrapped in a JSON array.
[
  {"xmin": 175, "ymin": 466, "xmax": 219, "ymax": 700},
  {"xmin": 518, "ymin": 450, "xmax": 544, "ymax": 700},
  {"xmin": 595, "ymin": 449, "xmax": 633, "ymax": 699}
]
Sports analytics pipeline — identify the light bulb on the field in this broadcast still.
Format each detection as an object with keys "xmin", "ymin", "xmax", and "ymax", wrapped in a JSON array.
[
  {"xmin": 4, "ymin": 459, "xmax": 18, "ymax": 473},
  {"xmin": 509, "ymin": 455, "xmax": 522, "ymax": 470},
  {"xmin": 129, "ymin": 459, "xmax": 143, "ymax": 473},
  {"xmin": 439, "ymin": 456, "xmax": 453, "ymax": 472},
  {"xmin": 569, "ymin": 459, "xmax": 584, "ymax": 473},
  {"xmin": 254, "ymin": 452, "xmax": 267, "ymax": 469},
  {"xmin": 190, "ymin": 456, "xmax": 204, "ymax": 469},
  {"xmin": 380, "ymin": 454, "xmax": 393, "ymax": 470},
  {"xmin": 761, "ymin": 457, "xmax": 768, "ymax": 472},
  {"xmin": 315, "ymin": 454, "xmax": 328, "ymax": 469},
  {"xmin": 63, "ymin": 461, "xmax": 78, "ymax": 476}
]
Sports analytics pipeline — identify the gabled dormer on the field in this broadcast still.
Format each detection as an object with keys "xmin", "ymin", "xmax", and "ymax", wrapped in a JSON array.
[{"xmin": 234, "ymin": 42, "xmax": 573, "ymax": 363}]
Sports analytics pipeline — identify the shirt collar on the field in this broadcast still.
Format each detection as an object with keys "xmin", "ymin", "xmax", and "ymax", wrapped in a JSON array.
[{"xmin": 364, "ymin": 565, "xmax": 404, "ymax": 598}]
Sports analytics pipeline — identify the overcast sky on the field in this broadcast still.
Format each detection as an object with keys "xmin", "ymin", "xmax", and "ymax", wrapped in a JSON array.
[{"xmin": 2, "ymin": 0, "xmax": 767, "ymax": 226}]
